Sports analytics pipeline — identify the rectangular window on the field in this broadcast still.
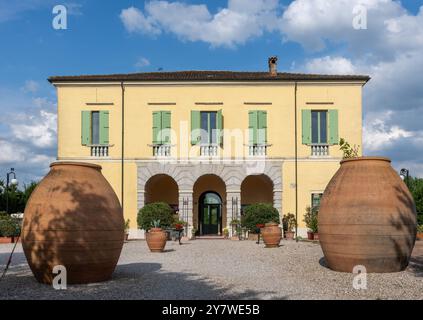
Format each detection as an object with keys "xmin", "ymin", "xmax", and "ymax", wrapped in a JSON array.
[
  {"xmin": 200, "ymin": 111, "xmax": 217, "ymax": 144},
  {"xmin": 311, "ymin": 193, "xmax": 323, "ymax": 212},
  {"xmin": 91, "ymin": 111, "xmax": 100, "ymax": 145},
  {"xmin": 311, "ymin": 111, "xmax": 328, "ymax": 144}
]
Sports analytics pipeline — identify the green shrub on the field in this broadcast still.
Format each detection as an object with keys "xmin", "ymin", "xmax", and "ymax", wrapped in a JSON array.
[
  {"xmin": 0, "ymin": 216, "xmax": 21, "ymax": 237},
  {"xmin": 137, "ymin": 202, "xmax": 174, "ymax": 231},
  {"xmin": 241, "ymin": 203, "xmax": 280, "ymax": 233},
  {"xmin": 303, "ymin": 206, "xmax": 318, "ymax": 233},
  {"xmin": 282, "ymin": 213, "xmax": 297, "ymax": 232},
  {"xmin": 417, "ymin": 225, "xmax": 423, "ymax": 233}
]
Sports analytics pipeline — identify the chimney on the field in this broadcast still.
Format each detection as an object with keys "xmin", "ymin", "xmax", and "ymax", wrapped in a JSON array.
[{"xmin": 268, "ymin": 56, "xmax": 278, "ymax": 76}]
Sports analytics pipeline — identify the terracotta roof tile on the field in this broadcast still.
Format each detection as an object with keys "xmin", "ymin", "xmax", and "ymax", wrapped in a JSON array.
[{"xmin": 48, "ymin": 70, "xmax": 370, "ymax": 83}]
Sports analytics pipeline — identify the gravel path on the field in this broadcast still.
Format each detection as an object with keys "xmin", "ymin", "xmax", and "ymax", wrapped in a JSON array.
[{"xmin": 0, "ymin": 239, "xmax": 422, "ymax": 300}]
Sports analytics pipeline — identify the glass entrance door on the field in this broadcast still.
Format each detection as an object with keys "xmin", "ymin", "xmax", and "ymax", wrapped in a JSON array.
[{"xmin": 199, "ymin": 192, "xmax": 222, "ymax": 235}]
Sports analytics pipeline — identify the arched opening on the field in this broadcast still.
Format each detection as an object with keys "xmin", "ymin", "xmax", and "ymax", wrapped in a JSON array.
[
  {"xmin": 241, "ymin": 174, "xmax": 274, "ymax": 213},
  {"xmin": 145, "ymin": 174, "xmax": 179, "ymax": 213},
  {"xmin": 193, "ymin": 174, "xmax": 226, "ymax": 236}
]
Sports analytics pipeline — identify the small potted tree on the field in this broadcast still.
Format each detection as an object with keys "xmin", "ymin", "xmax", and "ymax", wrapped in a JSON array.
[
  {"xmin": 230, "ymin": 219, "xmax": 240, "ymax": 240},
  {"xmin": 124, "ymin": 219, "xmax": 130, "ymax": 241},
  {"xmin": 190, "ymin": 227, "xmax": 197, "ymax": 240},
  {"xmin": 242, "ymin": 203, "xmax": 280, "ymax": 242},
  {"xmin": 137, "ymin": 202, "xmax": 174, "ymax": 252},
  {"xmin": 282, "ymin": 213, "xmax": 297, "ymax": 240},
  {"xmin": 417, "ymin": 225, "xmax": 423, "ymax": 240},
  {"xmin": 0, "ymin": 214, "xmax": 21, "ymax": 244},
  {"xmin": 303, "ymin": 206, "xmax": 319, "ymax": 240},
  {"xmin": 223, "ymin": 227, "xmax": 229, "ymax": 239}
]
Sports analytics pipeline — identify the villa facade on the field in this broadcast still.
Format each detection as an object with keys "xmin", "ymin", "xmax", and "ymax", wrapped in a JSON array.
[{"xmin": 49, "ymin": 58, "xmax": 370, "ymax": 238}]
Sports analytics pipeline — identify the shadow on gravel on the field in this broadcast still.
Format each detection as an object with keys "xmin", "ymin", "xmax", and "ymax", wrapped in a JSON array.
[
  {"xmin": 408, "ymin": 242, "xmax": 423, "ymax": 277},
  {"xmin": 318, "ymin": 257, "xmax": 329, "ymax": 269},
  {"xmin": 0, "ymin": 251, "xmax": 27, "ymax": 267},
  {"xmin": 0, "ymin": 261, "xmax": 288, "ymax": 300}
]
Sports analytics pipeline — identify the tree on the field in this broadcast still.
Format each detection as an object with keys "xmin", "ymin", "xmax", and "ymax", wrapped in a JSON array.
[
  {"xmin": 408, "ymin": 177, "xmax": 423, "ymax": 225},
  {"xmin": 0, "ymin": 180, "xmax": 38, "ymax": 214}
]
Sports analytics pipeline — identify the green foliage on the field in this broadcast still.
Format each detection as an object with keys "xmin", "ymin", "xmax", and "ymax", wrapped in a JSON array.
[
  {"xmin": 303, "ymin": 206, "xmax": 318, "ymax": 233},
  {"xmin": 417, "ymin": 225, "xmax": 423, "ymax": 233},
  {"xmin": 241, "ymin": 203, "xmax": 280, "ymax": 233},
  {"xmin": 339, "ymin": 138, "xmax": 360, "ymax": 159},
  {"xmin": 407, "ymin": 177, "xmax": 423, "ymax": 225},
  {"xmin": 0, "ymin": 180, "xmax": 38, "ymax": 214},
  {"xmin": 0, "ymin": 215, "xmax": 21, "ymax": 237},
  {"xmin": 137, "ymin": 202, "xmax": 174, "ymax": 231},
  {"xmin": 124, "ymin": 219, "xmax": 130, "ymax": 233},
  {"xmin": 282, "ymin": 213, "xmax": 297, "ymax": 232}
]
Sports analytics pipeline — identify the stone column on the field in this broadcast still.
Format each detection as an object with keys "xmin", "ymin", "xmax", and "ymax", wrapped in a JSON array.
[
  {"xmin": 179, "ymin": 191, "xmax": 193, "ymax": 238},
  {"xmin": 226, "ymin": 190, "xmax": 241, "ymax": 237},
  {"xmin": 273, "ymin": 189, "xmax": 283, "ymax": 221}
]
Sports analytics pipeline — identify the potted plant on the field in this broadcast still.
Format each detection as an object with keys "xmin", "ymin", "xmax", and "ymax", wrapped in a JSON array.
[
  {"xmin": 303, "ymin": 206, "xmax": 319, "ymax": 240},
  {"xmin": 282, "ymin": 213, "xmax": 297, "ymax": 240},
  {"xmin": 190, "ymin": 227, "xmax": 197, "ymax": 240},
  {"xmin": 223, "ymin": 227, "xmax": 229, "ymax": 239},
  {"xmin": 417, "ymin": 225, "xmax": 423, "ymax": 241},
  {"xmin": 230, "ymin": 219, "xmax": 241, "ymax": 240},
  {"xmin": 137, "ymin": 202, "xmax": 174, "ymax": 252},
  {"xmin": 0, "ymin": 215, "xmax": 21, "ymax": 244},
  {"xmin": 124, "ymin": 219, "xmax": 130, "ymax": 241},
  {"xmin": 241, "ymin": 203, "xmax": 280, "ymax": 241}
]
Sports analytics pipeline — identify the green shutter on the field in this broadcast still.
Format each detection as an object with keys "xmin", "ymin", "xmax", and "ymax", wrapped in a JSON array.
[
  {"xmin": 329, "ymin": 109, "xmax": 339, "ymax": 145},
  {"xmin": 152, "ymin": 111, "xmax": 161, "ymax": 144},
  {"xmin": 99, "ymin": 111, "xmax": 109, "ymax": 145},
  {"xmin": 81, "ymin": 111, "xmax": 91, "ymax": 145},
  {"xmin": 302, "ymin": 109, "xmax": 311, "ymax": 145},
  {"xmin": 191, "ymin": 111, "xmax": 201, "ymax": 145},
  {"xmin": 258, "ymin": 111, "xmax": 267, "ymax": 144},
  {"xmin": 248, "ymin": 111, "xmax": 258, "ymax": 145},
  {"xmin": 217, "ymin": 109, "xmax": 223, "ymax": 145},
  {"xmin": 162, "ymin": 111, "xmax": 171, "ymax": 144}
]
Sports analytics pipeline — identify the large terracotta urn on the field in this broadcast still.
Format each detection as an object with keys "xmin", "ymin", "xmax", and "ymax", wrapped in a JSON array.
[
  {"xmin": 22, "ymin": 162, "xmax": 124, "ymax": 284},
  {"xmin": 261, "ymin": 222, "xmax": 282, "ymax": 248},
  {"xmin": 319, "ymin": 157, "xmax": 417, "ymax": 273},
  {"xmin": 145, "ymin": 228, "xmax": 167, "ymax": 252}
]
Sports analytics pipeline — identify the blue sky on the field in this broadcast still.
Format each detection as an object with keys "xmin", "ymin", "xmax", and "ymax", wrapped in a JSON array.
[{"xmin": 0, "ymin": 0, "xmax": 423, "ymax": 184}]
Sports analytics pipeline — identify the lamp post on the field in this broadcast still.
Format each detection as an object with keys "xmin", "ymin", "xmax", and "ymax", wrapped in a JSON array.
[
  {"xmin": 400, "ymin": 168, "xmax": 410, "ymax": 188},
  {"xmin": 5, "ymin": 168, "xmax": 18, "ymax": 215}
]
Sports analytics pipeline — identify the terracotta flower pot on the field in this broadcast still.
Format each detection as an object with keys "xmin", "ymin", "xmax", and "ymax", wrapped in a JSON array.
[
  {"xmin": 285, "ymin": 231, "xmax": 295, "ymax": 240},
  {"xmin": 307, "ymin": 231, "xmax": 314, "ymax": 240},
  {"xmin": 22, "ymin": 162, "xmax": 124, "ymax": 284},
  {"xmin": 417, "ymin": 233, "xmax": 423, "ymax": 241},
  {"xmin": 261, "ymin": 223, "xmax": 282, "ymax": 248},
  {"xmin": 146, "ymin": 228, "xmax": 167, "ymax": 252},
  {"xmin": 319, "ymin": 157, "xmax": 417, "ymax": 273}
]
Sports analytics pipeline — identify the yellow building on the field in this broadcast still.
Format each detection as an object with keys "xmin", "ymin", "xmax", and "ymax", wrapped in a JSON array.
[{"xmin": 49, "ymin": 58, "xmax": 370, "ymax": 238}]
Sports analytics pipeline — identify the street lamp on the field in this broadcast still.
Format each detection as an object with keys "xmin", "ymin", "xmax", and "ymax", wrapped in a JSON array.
[
  {"xmin": 400, "ymin": 168, "xmax": 410, "ymax": 187},
  {"xmin": 5, "ymin": 168, "xmax": 18, "ymax": 215}
]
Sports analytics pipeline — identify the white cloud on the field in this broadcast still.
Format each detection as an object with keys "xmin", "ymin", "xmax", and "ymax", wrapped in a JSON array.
[
  {"xmin": 135, "ymin": 57, "xmax": 151, "ymax": 69},
  {"xmin": 304, "ymin": 56, "xmax": 356, "ymax": 74},
  {"xmin": 363, "ymin": 112, "xmax": 414, "ymax": 152},
  {"xmin": 11, "ymin": 110, "xmax": 57, "ymax": 148},
  {"xmin": 120, "ymin": 6, "xmax": 161, "ymax": 35},
  {"xmin": 120, "ymin": 0, "xmax": 281, "ymax": 47},
  {"xmin": 0, "ymin": 140, "xmax": 26, "ymax": 164},
  {"xmin": 279, "ymin": 0, "xmax": 417, "ymax": 59},
  {"xmin": 22, "ymin": 80, "xmax": 40, "ymax": 93}
]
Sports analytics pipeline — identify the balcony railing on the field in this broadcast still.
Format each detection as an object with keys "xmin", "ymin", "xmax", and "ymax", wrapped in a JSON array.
[
  {"xmin": 152, "ymin": 144, "xmax": 172, "ymax": 157},
  {"xmin": 311, "ymin": 144, "xmax": 329, "ymax": 157},
  {"xmin": 249, "ymin": 144, "xmax": 268, "ymax": 156},
  {"xmin": 90, "ymin": 145, "xmax": 109, "ymax": 157},
  {"xmin": 200, "ymin": 144, "xmax": 219, "ymax": 157}
]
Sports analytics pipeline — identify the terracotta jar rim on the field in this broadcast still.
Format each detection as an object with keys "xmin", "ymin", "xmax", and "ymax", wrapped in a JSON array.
[
  {"xmin": 340, "ymin": 156, "xmax": 391, "ymax": 165},
  {"xmin": 50, "ymin": 161, "xmax": 102, "ymax": 170}
]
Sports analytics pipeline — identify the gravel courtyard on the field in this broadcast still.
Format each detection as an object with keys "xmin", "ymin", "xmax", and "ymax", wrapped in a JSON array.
[{"xmin": 1, "ymin": 239, "xmax": 422, "ymax": 300}]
